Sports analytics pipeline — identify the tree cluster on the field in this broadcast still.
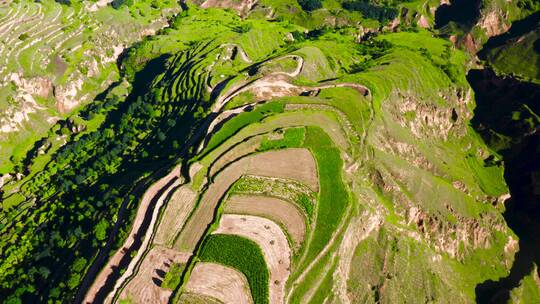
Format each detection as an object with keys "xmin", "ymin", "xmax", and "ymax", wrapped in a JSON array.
[
  {"xmin": 297, "ymin": 0, "xmax": 323, "ymax": 11},
  {"xmin": 342, "ymin": 0, "xmax": 399, "ymax": 23}
]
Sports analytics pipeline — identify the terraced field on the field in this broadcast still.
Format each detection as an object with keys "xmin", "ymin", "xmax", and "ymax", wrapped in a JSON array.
[
  {"xmin": 1, "ymin": 0, "xmax": 535, "ymax": 303},
  {"xmin": 0, "ymin": 0, "xmax": 179, "ymax": 173},
  {"xmin": 63, "ymin": 4, "xmax": 516, "ymax": 304}
]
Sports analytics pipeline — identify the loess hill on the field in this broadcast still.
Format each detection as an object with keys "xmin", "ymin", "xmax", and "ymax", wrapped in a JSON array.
[{"xmin": 0, "ymin": 0, "xmax": 539, "ymax": 303}]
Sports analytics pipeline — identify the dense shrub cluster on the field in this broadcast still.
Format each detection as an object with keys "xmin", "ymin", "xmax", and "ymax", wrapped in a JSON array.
[
  {"xmin": 111, "ymin": 0, "xmax": 134, "ymax": 9},
  {"xmin": 350, "ymin": 39, "xmax": 393, "ymax": 73},
  {"xmin": 342, "ymin": 0, "xmax": 399, "ymax": 23},
  {"xmin": 297, "ymin": 0, "xmax": 323, "ymax": 11}
]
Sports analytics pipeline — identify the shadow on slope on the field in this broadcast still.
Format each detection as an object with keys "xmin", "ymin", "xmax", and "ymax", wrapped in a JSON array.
[
  {"xmin": 469, "ymin": 68, "xmax": 540, "ymax": 303},
  {"xmin": 478, "ymin": 11, "xmax": 540, "ymax": 57},
  {"xmin": 435, "ymin": 0, "xmax": 482, "ymax": 29}
]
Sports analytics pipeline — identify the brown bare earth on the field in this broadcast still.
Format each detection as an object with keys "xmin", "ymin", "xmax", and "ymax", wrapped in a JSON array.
[
  {"xmin": 244, "ymin": 149, "xmax": 318, "ymax": 191},
  {"xmin": 184, "ymin": 262, "xmax": 253, "ymax": 304},
  {"xmin": 224, "ymin": 194, "xmax": 307, "ymax": 249},
  {"xmin": 214, "ymin": 214, "xmax": 291, "ymax": 304},
  {"xmin": 83, "ymin": 165, "xmax": 182, "ymax": 304},
  {"xmin": 154, "ymin": 186, "xmax": 198, "ymax": 246},
  {"xmin": 178, "ymin": 293, "xmax": 224, "ymax": 304},
  {"xmin": 174, "ymin": 148, "xmax": 318, "ymax": 251},
  {"xmin": 118, "ymin": 246, "xmax": 191, "ymax": 304},
  {"xmin": 200, "ymin": 0, "xmax": 258, "ymax": 16}
]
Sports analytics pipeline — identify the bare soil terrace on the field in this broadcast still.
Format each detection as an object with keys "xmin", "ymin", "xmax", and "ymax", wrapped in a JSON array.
[
  {"xmin": 154, "ymin": 186, "xmax": 198, "ymax": 247},
  {"xmin": 119, "ymin": 246, "xmax": 191, "ymax": 304},
  {"xmin": 184, "ymin": 262, "xmax": 253, "ymax": 304},
  {"xmin": 224, "ymin": 194, "xmax": 307, "ymax": 249},
  {"xmin": 214, "ymin": 214, "xmax": 291, "ymax": 304},
  {"xmin": 175, "ymin": 148, "xmax": 318, "ymax": 252}
]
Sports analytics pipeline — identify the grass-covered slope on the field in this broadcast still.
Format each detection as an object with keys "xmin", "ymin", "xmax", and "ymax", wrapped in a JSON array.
[
  {"xmin": 0, "ymin": 1, "xmax": 525, "ymax": 303},
  {"xmin": 485, "ymin": 29, "xmax": 540, "ymax": 82}
]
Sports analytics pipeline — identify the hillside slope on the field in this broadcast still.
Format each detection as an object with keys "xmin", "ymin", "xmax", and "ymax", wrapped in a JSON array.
[{"xmin": 0, "ymin": 0, "xmax": 535, "ymax": 303}]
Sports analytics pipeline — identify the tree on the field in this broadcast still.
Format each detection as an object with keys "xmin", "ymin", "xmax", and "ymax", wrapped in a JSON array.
[
  {"xmin": 298, "ymin": 0, "xmax": 322, "ymax": 11},
  {"xmin": 94, "ymin": 219, "xmax": 109, "ymax": 242}
]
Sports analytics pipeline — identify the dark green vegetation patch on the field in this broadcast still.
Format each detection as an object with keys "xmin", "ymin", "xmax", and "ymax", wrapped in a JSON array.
[{"xmin": 199, "ymin": 234, "xmax": 269, "ymax": 304}]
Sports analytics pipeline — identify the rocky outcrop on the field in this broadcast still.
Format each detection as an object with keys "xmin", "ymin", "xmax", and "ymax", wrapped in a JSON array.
[
  {"xmin": 199, "ymin": 0, "xmax": 259, "ymax": 16},
  {"xmin": 54, "ymin": 75, "xmax": 84, "ymax": 113},
  {"xmin": 478, "ymin": 10, "xmax": 510, "ymax": 38},
  {"xmin": 8, "ymin": 72, "xmax": 52, "ymax": 98},
  {"xmin": 0, "ymin": 73, "xmax": 50, "ymax": 134},
  {"xmin": 418, "ymin": 15, "xmax": 430, "ymax": 28}
]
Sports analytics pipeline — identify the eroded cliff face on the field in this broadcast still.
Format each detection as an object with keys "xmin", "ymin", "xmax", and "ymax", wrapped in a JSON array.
[
  {"xmin": 0, "ymin": 0, "xmax": 180, "ymax": 173},
  {"xmin": 435, "ymin": 0, "xmax": 538, "ymax": 53},
  {"xmin": 338, "ymin": 32, "xmax": 517, "ymax": 301},
  {"xmin": 371, "ymin": 86, "xmax": 512, "ymax": 253}
]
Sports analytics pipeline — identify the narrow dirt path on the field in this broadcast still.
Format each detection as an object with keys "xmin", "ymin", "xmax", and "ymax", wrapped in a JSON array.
[
  {"xmin": 83, "ymin": 165, "xmax": 182, "ymax": 304},
  {"xmin": 332, "ymin": 211, "xmax": 383, "ymax": 304},
  {"xmin": 105, "ymin": 175, "xmax": 184, "ymax": 303},
  {"xmin": 211, "ymin": 53, "xmax": 305, "ymax": 111}
]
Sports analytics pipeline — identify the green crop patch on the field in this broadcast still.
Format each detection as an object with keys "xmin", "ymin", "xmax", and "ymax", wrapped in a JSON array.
[
  {"xmin": 201, "ymin": 101, "xmax": 285, "ymax": 157},
  {"xmin": 259, "ymin": 127, "xmax": 306, "ymax": 151},
  {"xmin": 298, "ymin": 126, "xmax": 349, "ymax": 267},
  {"xmin": 162, "ymin": 263, "xmax": 185, "ymax": 290},
  {"xmin": 199, "ymin": 234, "xmax": 270, "ymax": 304},
  {"xmin": 229, "ymin": 174, "xmax": 316, "ymax": 219}
]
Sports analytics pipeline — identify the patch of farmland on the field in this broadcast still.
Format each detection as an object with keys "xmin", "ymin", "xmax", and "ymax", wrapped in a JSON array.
[
  {"xmin": 207, "ymin": 110, "xmax": 351, "ymax": 163},
  {"xmin": 195, "ymin": 110, "xmax": 351, "ymax": 189},
  {"xmin": 175, "ymin": 148, "xmax": 318, "ymax": 252},
  {"xmin": 213, "ymin": 214, "xmax": 291, "ymax": 304},
  {"xmin": 118, "ymin": 246, "xmax": 191, "ymax": 304},
  {"xmin": 154, "ymin": 186, "xmax": 198, "ymax": 247},
  {"xmin": 224, "ymin": 194, "xmax": 307, "ymax": 250},
  {"xmin": 229, "ymin": 175, "xmax": 316, "ymax": 220},
  {"xmin": 184, "ymin": 262, "xmax": 253, "ymax": 304},
  {"xmin": 198, "ymin": 233, "xmax": 271, "ymax": 304},
  {"xmin": 208, "ymin": 135, "xmax": 263, "ymax": 177}
]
